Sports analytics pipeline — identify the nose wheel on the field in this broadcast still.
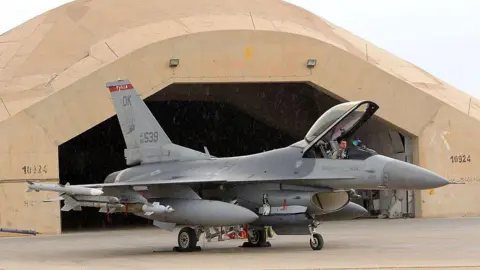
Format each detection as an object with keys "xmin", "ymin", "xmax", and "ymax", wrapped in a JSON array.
[
  {"xmin": 309, "ymin": 221, "xmax": 324, "ymax": 251},
  {"xmin": 309, "ymin": 233, "xmax": 324, "ymax": 250}
]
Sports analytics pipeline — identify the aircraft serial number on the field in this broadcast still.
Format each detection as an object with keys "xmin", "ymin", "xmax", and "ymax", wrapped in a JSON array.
[
  {"xmin": 140, "ymin": 131, "xmax": 159, "ymax": 143},
  {"xmin": 450, "ymin": 155, "xmax": 471, "ymax": 163},
  {"xmin": 22, "ymin": 165, "xmax": 47, "ymax": 174}
]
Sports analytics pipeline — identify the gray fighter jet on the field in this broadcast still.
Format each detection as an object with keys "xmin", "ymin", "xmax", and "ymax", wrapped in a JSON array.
[{"xmin": 27, "ymin": 79, "xmax": 450, "ymax": 251}]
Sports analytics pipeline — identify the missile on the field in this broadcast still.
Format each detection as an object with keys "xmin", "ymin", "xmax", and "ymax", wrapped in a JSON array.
[
  {"xmin": 0, "ymin": 228, "xmax": 39, "ymax": 236},
  {"xmin": 142, "ymin": 202, "xmax": 174, "ymax": 216},
  {"xmin": 26, "ymin": 181, "xmax": 103, "ymax": 196},
  {"xmin": 76, "ymin": 201, "xmax": 124, "ymax": 209},
  {"xmin": 72, "ymin": 195, "xmax": 120, "ymax": 203},
  {"xmin": 60, "ymin": 195, "xmax": 122, "ymax": 212}
]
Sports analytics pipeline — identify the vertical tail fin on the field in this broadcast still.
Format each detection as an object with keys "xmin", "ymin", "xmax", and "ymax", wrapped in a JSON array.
[
  {"xmin": 106, "ymin": 80, "xmax": 208, "ymax": 165},
  {"xmin": 106, "ymin": 80, "xmax": 171, "ymax": 150}
]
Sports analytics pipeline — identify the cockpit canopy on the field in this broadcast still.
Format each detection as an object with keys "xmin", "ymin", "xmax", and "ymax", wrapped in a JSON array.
[
  {"xmin": 302, "ymin": 100, "xmax": 379, "ymax": 155},
  {"xmin": 306, "ymin": 102, "xmax": 355, "ymax": 143}
]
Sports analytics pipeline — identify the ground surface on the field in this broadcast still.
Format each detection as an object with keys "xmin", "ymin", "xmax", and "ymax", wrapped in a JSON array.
[{"xmin": 1, "ymin": 218, "xmax": 479, "ymax": 270}]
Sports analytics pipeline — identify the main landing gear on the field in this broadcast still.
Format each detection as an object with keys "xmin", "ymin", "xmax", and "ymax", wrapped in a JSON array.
[
  {"xmin": 172, "ymin": 223, "xmax": 324, "ymax": 251},
  {"xmin": 173, "ymin": 227, "xmax": 202, "ymax": 252},
  {"xmin": 241, "ymin": 228, "xmax": 271, "ymax": 248},
  {"xmin": 308, "ymin": 221, "xmax": 324, "ymax": 250}
]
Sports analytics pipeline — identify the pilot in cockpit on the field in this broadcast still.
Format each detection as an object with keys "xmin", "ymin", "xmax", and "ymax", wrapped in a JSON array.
[{"xmin": 331, "ymin": 139, "xmax": 347, "ymax": 159}]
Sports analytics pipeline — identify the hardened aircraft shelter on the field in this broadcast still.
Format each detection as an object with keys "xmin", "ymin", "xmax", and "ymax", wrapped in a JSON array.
[{"xmin": 0, "ymin": 0, "xmax": 478, "ymax": 235}]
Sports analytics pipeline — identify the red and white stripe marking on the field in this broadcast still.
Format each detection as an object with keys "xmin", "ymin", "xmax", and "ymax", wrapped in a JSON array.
[{"xmin": 108, "ymin": 83, "xmax": 133, "ymax": 92}]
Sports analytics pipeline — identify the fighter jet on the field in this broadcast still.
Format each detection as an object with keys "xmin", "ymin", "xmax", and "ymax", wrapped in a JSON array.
[{"xmin": 27, "ymin": 79, "xmax": 451, "ymax": 251}]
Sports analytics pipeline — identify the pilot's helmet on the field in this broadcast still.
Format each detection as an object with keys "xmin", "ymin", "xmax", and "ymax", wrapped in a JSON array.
[{"xmin": 352, "ymin": 139, "xmax": 365, "ymax": 148}]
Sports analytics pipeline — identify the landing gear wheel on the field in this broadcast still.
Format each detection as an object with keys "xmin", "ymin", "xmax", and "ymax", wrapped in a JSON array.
[
  {"xmin": 241, "ymin": 228, "xmax": 271, "ymax": 248},
  {"xmin": 249, "ymin": 229, "xmax": 266, "ymax": 246},
  {"xmin": 310, "ymin": 233, "xmax": 324, "ymax": 250},
  {"xmin": 174, "ymin": 227, "xmax": 200, "ymax": 252}
]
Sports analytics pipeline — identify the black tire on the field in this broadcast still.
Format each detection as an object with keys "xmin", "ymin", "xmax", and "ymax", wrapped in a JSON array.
[
  {"xmin": 178, "ymin": 227, "xmax": 197, "ymax": 251},
  {"xmin": 248, "ymin": 229, "xmax": 267, "ymax": 246},
  {"xmin": 310, "ymin": 233, "xmax": 324, "ymax": 250}
]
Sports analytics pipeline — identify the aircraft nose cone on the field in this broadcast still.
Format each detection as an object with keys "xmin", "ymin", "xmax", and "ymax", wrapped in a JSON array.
[{"xmin": 383, "ymin": 160, "xmax": 449, "ymax": 190}]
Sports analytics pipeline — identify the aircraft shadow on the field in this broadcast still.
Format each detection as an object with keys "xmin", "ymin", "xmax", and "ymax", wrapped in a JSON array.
[{"xmin": 50, "ymin": 240, "xmax": 353, "ymax": 260}]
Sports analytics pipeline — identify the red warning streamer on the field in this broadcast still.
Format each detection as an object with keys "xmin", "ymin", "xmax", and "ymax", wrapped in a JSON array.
[{"xmin": 106, "ymin": 208, "xmax": 111, "ymax": 224}]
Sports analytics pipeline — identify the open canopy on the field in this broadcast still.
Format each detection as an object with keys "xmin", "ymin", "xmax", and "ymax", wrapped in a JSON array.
[{"xmin": 303, "ymin": 101, "xmax": 379, "ymax": 151}]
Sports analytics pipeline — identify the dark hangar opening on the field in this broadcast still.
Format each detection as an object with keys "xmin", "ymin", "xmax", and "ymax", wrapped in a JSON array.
[{"xmin": 58, "ymin": 82, "xmax": 410, "ymax": 231}]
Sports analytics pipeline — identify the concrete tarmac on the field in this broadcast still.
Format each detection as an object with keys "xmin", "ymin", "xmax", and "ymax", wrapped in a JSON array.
[{"xmin": 1, "ymin": 217, "xmax": 479, "ymax": 270}]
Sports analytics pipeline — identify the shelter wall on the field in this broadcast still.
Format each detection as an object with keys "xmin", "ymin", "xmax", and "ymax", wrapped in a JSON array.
[
  {"xmin": 0, "ymin": 111, "xmax": 60, "ymax": 235},
  {"xmin": 0, "ymin": 180, "xmax": 60, "ymax": 236},
  {"xmin": 417, "ymin": 103, "xmax": 480, "ymax": 217}
]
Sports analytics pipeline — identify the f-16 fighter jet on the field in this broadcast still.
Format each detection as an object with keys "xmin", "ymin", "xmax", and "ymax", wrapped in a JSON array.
[{"xmin": 27, "ymin": 79, "xmax": 450, "ymax": 252}]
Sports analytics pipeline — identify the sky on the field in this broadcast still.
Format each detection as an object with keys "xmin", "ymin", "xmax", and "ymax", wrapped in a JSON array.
[{"xmin": 1, "ymin": 0, "xmax": 479, "ymax": 98}]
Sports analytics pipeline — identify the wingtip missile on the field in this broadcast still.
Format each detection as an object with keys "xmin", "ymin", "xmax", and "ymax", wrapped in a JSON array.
[
  {"xmin": 25, "ymin": 180, "xmax": 37, "ymax": 193},
  {"xmin": 26, "ymin": 181, "xmax": 104, "ymax": 196}
]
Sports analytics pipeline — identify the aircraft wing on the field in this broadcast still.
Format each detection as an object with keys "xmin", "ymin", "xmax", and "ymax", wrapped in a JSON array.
[{"xmin": 75, "ymin": 175, "xmax": 357, "ymax": 189}]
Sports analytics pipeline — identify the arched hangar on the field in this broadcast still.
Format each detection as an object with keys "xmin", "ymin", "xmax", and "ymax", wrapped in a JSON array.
[{"xmin": 0, "ymin": 0, "xmax": 478, "ymax": 235}]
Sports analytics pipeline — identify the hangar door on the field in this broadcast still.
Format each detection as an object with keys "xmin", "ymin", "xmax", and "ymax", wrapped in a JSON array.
[{"xmin": 350, "ymin": 128, "xmax": 416, "ymax": 219}]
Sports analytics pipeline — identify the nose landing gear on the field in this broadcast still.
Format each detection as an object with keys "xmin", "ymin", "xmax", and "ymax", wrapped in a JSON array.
[{"xmin": 308, "ymin": 221, "xmax": 324, "ymax": 250}]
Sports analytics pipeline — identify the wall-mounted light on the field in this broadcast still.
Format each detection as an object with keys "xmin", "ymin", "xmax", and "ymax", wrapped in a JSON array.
[
  {"xmin": 306, "ymin": 59, "xmax": 317, "ymax": 68},
  {"xmin": 169, "ymin": 58, "xmax": 179, "ymax": 67}
]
